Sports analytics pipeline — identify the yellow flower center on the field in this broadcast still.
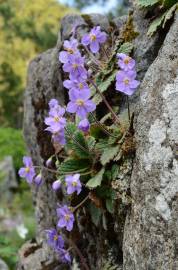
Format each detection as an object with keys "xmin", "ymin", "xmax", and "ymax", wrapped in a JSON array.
[
  {"xmin": 25, "ymin": 167, "xmax": 30, "ymax": 173},
  {"xmin": 53, "ymin": 235, "xmax": 58, "ymax": 241},
  {"xmin": 76, "ymin": 99, "xmax": 84, "ymax": 106},
  {"xmin": 65, "ymin": 214, "xmax": 70, "ymax": 221},
  {"xmin": 90, "ymin": 34, "xmax": 96, "ymax": 41},
  {"xmin": 72, "ymin": 63, "xmax": 78, "ymax": 69},
  {"xmin": 54, "ymin": 116, "xmax": 60, "ymax": 122},
  {"xmin": 79, "ymin": 83, "xmax": 83, "ymax": 89},
  {"xmin": 66, "ymin": 48, "xmax": 74, "ymax": 54},
  {"xmin": 124, "ymin": 78, "xmax": 129, "ymax": 85},
  {"xmin": 124, "ymin": 57, "xmax": 131, "ymax": 64},
  {"xmin": 72, "ymin": 181, "xmax": 77, "ymax": 187}
]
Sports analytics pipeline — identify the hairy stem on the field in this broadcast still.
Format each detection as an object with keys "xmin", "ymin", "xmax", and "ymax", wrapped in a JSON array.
[
  {"xmin": 127, "ymin": 96, "xmax": 131, "ymax": 122},
  {"xmin": 73, "ymin": 194, "xmax": 90, "ymax": 211},
  {"xmin": 89, "ymin": 79, "xmax": 120, "ymax": 125},
  {"xmin": 69, "ymin": 239, "xmax": 90, "ymax": 270},
  {"xmin": 90, "ymin": 113, "xmax": 118, "ymax": 138}
]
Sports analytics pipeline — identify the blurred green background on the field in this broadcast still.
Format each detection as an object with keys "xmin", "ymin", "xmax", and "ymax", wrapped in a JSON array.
[{"xmin": 0, "ymin": 0, "xmax": 128, "ymax": 268}]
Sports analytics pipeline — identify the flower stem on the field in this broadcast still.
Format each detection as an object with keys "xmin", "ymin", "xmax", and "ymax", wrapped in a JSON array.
[
  {"xmin": 69, "ymin": 239, "xmax": 90, "ymax": 270},
  {"xmin": 126, "ymin": 96, "xmax": 131, "ymax": 122},
  {"xmin": 34, "ymin": 165, "xmax": 58, "ymax": 174},
  {"xmin": 82, "ymin": 45, "xmax": 101, "ymax": 67},
  {"xmin": 89, "ymin": 79, "xmax": 120, "ymax": 125},
  {"xmin": 73, "ymin": 194, "xmax": 90, "ymax": 211},
  {"xmin": 102, "ymin": 46, "xmax": 109, "ymax": 60},
  {"xmin": 90, "ymin": 113, "xmax": 118, "ymax": 139}
]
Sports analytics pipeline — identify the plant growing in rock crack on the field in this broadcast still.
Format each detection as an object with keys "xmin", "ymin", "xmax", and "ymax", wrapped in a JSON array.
[
  {"xmin": 136, "ymin": 0, "xmax": 178, "ymax": 36},
  {"xmin": 19, "ymin": 24, "xmax": 140, "ymax": 268}
]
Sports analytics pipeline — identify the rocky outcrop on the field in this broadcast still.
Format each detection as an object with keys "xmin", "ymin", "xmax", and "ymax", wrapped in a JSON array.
[
  {"xmin": 123, "ymin": 12, "xmax": 178, "ymax": 270},
  {"xmin": 18, "ymin": 7, "xmax": 178, "ymax": 270}
]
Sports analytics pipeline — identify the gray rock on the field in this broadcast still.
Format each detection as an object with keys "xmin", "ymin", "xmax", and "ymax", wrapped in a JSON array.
[
  {"xmin": 123, "ymin": 12, "xmax": 178, "ymax": 270},
  {"xmin": 0, "ymin": 258, "xmax": 9, "ymax": 270}
]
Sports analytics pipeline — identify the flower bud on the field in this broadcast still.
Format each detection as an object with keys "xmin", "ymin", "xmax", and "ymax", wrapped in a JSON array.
[
  {"xmin": 52, "ymin": 179, "xmax": 61, "ymax": 191},
  {"xmin": 34, "ymin": 174, "xmax": 42, "ymax": 186}
]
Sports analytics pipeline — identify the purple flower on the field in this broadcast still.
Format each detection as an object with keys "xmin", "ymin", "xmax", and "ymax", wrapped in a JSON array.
[
  {"xmin": 66, "ymin": 90, "xmax": 96, "ymax": 119},
  {"xmin": 46, "ymin": 228, "xmax": 64, "ymax": 250},
  {"xmin": 81, "ymin": 26, "xmax": 107, "ymax": 53},
  {"xmin": 59, "ymin": 39, "xmax": 79, "ymax": 64},
  {"xmin": 63, "ymin": 54, "xmax": 87, "ymax": 80},
  {"xmin": 116, "ymin": 70, "xmax": 140, "ymax": 96},
  {"xmin": 57, "ymin": 205, "xmax": 74, "ymax": 231},
  {"xmin": 78, "ymin": 118, "xmax": 90, "ymax": 132},
  {"xmin": 52, "ymin": 179, "xmax": 61, "ymax": 191},
  {"xmin": 45, "ymin": 107, "xmax": 66, "ymax": 133},
  {"xmin": 49, "ymin": 99, "xmax": 59, "ymax": 109},
  {"xmin": 52, "ymin": 130, "xmax": 66, "ymax": 145},
  {"xmin": 18, "ymin": 156, "xmax": 35, "ymax": 184},
  {"xmin": 117, "ymin": 53, "xmax": 136, "ymax": 71},
  {"xmin": 65, "ymin": 174, "xmax": 82, "ymax": 195},
  {"xmin": 58, "ymin": 248, "xmax": 71, "ymax": 263},
  {"xmin": 46, "ymin": 157, "xmax": 52, "ymax": 167},
  {"xmin": 63, "ymin": 78, "xmax": 90, "ymax": 97},
  {"xmin": 34, "ymin": 174, "xmax": 43, "ymax": 186}
]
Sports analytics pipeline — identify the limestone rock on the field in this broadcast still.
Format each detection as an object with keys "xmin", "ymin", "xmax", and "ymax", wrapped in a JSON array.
[{"xmin": 123, "ymin": 12, "xmax": 178, "ymax": 270}]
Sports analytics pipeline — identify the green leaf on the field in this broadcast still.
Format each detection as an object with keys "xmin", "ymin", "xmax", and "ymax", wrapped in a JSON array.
[
  {"xmin": 162, "ymin": 0, "xmax": 177, "ymax": 8},
  {"xmin": 147, "ymin": 4, "xmax": 177, "ymax": 36},
  {"xmin": 162, "ymin": 3, "xmax": 178, "ymax": 28},
  {"xmin": 106, "ymin": 198, "xmax": 114, "ymax": 214},
  {"xmin": 58, "ymin": 159, "xmax": 90, "ymax": 174},
  {"xmin": 100, "ymin": 145, "xmax": 120, "ymax": 165},
  {"xmin": 118, "ymin": 42, "xmax": 134, "ymax": 55},
  {"xmin": 86, "ymin": 168, "xmax": 105, "ymax": 188},
  {"xmin": 136, "ymin": 0, "xmax": 160, "ymax": 7},
  {"xmin": 100, "ymin": 112, "xmax": 112, "ymax": 124},
  {"xmin": 111, "ymin": 164, "xmax": 120, "ymax": 180},
  {"xmin": 90, "ymin": 124, "xmax": 106, "ymax": 139},
  {"xmin": 71, "ymin": 131, "xmax": 90, "ymax": 159},
  {"xmin": 65, "ymin": 122, "xmax": 77, "ymax": 134},
  {"xmin": 147, "ymin": 12, "xmax": 165, "ymax": 36},
  {"xmin": 95, "ymin": 138, "xmax": 110, "ymax": 151},
  {"xmin": 87, "ymin": 136, "xmax": 96, "ymax": 150},
  {"xmin": 92, "ymin": 70, "xmax": 117, "ymax": 105},
  {"xmin": 89, "ymin": 203, "xmax": 102, "ymax": 226},
  {"xmin": 102, "ymin": 213, "xmax": 107, "ymax": 230}
]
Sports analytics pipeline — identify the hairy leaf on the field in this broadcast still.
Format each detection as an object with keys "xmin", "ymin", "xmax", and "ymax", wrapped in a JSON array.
[
  {"xmin": 118, "ymin": 42, "xmax": 134, "ymax": 55},
  {"xmin": 111, "ymin": 164, "xmax": 120, "ymax": 180},
  {"xmin": 89, "ymin": 203, "xmax": 102, "ymax": 226},
  {"xmin": 136, "ymin": 0, "xmax": 160, "ymax": 7},
  {"xmin": 100, "ymin": 145, "xmax": 120, "ymax": 165},
  {"xmin": 87, "ymin": 136, "xmax": 96, "ymax": 150},
  {"xmin": 147, "ymin": 4, "xmax": 177, "ymax": 36},
  {"xmin": 58, "ymin": 159, "xmax": 90, "ymax": 174},
  {"xmin": 106, "ymin": 198, "xmax": 114, "ymax": 214},
  {"xmin": 162, "ymin": 0, "xmax": 178, "ymax": 8},
  {"xmin": 71, "ymin": 131, "xmax": 90, "ymax": 159},
  {"xmin": 86, "ymin": 168, "xmax": 105, "ymax": 188},
  {"xmin": 162, "ymin": 3, "xmax": 178, "ymax": 28},
  {"xmin": 147, "ymin": 12, "xmax": 165, "ymax": 36}
]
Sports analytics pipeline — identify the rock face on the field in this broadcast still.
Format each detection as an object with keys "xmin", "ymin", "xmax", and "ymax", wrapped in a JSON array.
[
  {"xmin": 123, "ymin": 12, "xmax": 178, "ymax": 270},
  {"xmin": 18, "ymin": 7, "xmax": 178, "ymax": 270}
]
